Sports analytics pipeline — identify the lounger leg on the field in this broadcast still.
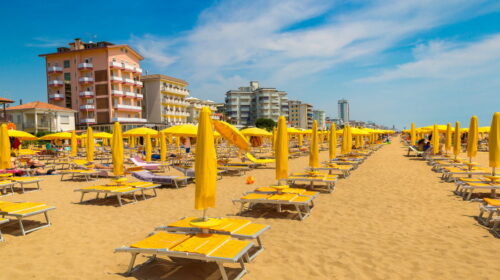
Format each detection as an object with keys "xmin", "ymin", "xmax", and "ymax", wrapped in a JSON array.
[
  {"xmin": 152, "ymin": 188, "xmax": 157, "ymax": 197},
  {"xmin": 80, "ymin": 192, "xmax": 85, "ymax": 203},
  {"xmin": 0, "ymin": 229, "xmax": 3, "ymax": 242},
  {"xmin": 17, "ymin": 218, "xmax": 26, "ymax": 236},
  {"xmin": 37, "ymin": 181, "xmax": 40, "ymax": 191},
  {"xmin": 141, "ymin": 190, "xmax": 146, "ymax": 200},
  {"xmin": 295, "ymin": 205, "xmax": 304, "ymax": 220},
  {"xmin": 117, "ymin": 194, "xmax": 123, "ymax": 206},
  {"xmin": 216, "ymin": 262, "xmax": 229, "ymax": 280},
  {"xmin": 126, "ymin": 253, "xmax": 139, "ymax": 274}
]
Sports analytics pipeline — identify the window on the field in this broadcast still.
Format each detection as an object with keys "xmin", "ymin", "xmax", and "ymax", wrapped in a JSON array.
[
  {"xmin": 60, "ymin": 115, "xmax": 69, "ymax": 124},
  {"xmin": 63, "ymin": 60, "xmax": 70, "ymax": 68},
  {"xmin": 64, "ymin": 72, "xmax": 71, "ymax": 81}
]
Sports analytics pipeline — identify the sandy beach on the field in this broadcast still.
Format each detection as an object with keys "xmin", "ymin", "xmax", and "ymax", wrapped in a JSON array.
[{"xmin": 1, "ymin": 142, "xmax": 500, "ymax": 280}]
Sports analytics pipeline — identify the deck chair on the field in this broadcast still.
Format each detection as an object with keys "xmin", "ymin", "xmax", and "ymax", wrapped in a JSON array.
[
  {"xmin": 155, "ymin": 216, "xmax": 270, "ymax": 261},
  {"xmin": 0, "ymin": 217, "xmax": 8, "ymax": 241},
  {"xmin": 233, "ymin": 193, "xmax": 315, "ymax": 220},
  {"xmin": 217, "ymin": 165, "xmax": 251, "ymax": 176},
  {"xmin": 132, "ymin": 170, "xmax": 192, "ymax": 188},
  {"xmin": 9, "ymin": 177, "xmax": 42, "ymax": 193},
  {"xmin": 0, "ymin": 180, "xmax": 15, "ymax": 196},
  {"xmin": 60, "ymin": 169, "xmax": 100, "ymax": 181},
  {"xmin": 245, "ymin": 153, "xmax": 275, "ymax": 166},
  {"xmin": 478, "ymin": 198, "xmax": 500, "ymax": 226},
  {"xmin": 457, "ymin": 182, "xmax": 500, "ymax": 200},
  {"xmin": 306, "ymin": 163, "xmax": 354, "ymax": 178},
  {"xmin": 285, "ymin": 172, "xmax": 337, "ymax": 193},
  {"xmin": 0, "ymin": 201, "xmax": 55, "ymax": 236},
  {"xmin": 115, "ymin": 232, "xmax": 253, "ymax": 280},
  {"xmin": 441, "ymin": 166, "xmax": 490, "ymax": 182},
  {"xmin": 130, "ymin": 157, "xmax": 162, "ymax": 171},
  {"xmin": 253, "ymin": 186, "xmax": 319, "ymax": 197},
  {"xmin": 75, "ymin": 182, "xmax": 160, "ymax": 206}
]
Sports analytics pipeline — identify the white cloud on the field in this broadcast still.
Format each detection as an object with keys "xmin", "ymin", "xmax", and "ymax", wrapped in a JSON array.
[
  {"xmin": 26, "ymin": 37, "xmax": 68, "ymax": 48},
  {"xmin": 129, "ymin": 34, "xmax": 179, "ymax": 69}
]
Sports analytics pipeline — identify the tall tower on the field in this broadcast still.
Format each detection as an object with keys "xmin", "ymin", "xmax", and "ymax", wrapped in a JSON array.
[{"xmin": 338, "ymin": 99, "xmax": 349, "ymax": 124}]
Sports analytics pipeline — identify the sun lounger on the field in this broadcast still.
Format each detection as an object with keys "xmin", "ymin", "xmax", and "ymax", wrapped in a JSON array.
[
  {"xmin": 0, "ymin": 180, "xmax": 15, "ymax": 196},
  {"xmin": 457, "ymin": 182, "xmax": 500, "ymax": 200},
  {"xmin": 0, "ymin": 201, "xmax": 55, "ymax": 236},
  {"xmin": 477, "ymin": 198, "xmax": 500, "ymax": 226},
  {"xmin": 285, "ymin": 173, "xmax": 337, "ymax": 193},
  {"xmin": 172, "ymin": 165, "xmax": 226, "ymax": 180},
  {"xmin": 115, "ymin": 232, "xmax": 253, "ymax": 279},
  {"xmin": 306, "ymin": 163, "xmax": 353, "ymax": 178},
  {"xmin": 155, "ymin": 216, "xmax": 270, "ymax": 261},
  {"xmin": 75, "ymin": 182, "xmax": 160, "ymax": 206},
  {"xmin": 253, "ymin": 186, "xmax": 319, "ymax": 197},
  {"xmin": 9, "ymin": 177, "xmax": 42, "ymax": 193},
  {"xmin": 0, "ymin": 217, "xmax": 9, "ymax": 241},
  {"xmin": 233, "ymin": 192, "xmax": 316, "ymax": 220},
  {"xmin": 60, "ymin": 169, "xmax": 100, "ymax": 181},
  {"xmin": 441, "ymin": 167, "xmax": 490, "ymax": 182},
  {"xmin": 130, "ymin": 157, "xmax": 161, "ymax": 171},
  {"xmin": 245, "ymin": 153, "xmax": 275, "ymax": 166},
  {"xmin": 132, "ymin": 170, "xmax": 191, "ymax": 188},
  {"xmin": 407, "ymin": 145, "xmax": 424, "ymax": 156}
]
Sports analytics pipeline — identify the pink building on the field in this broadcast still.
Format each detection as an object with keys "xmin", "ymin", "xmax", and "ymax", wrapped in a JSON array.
[{"xmin": 39, "ymin": 38, "xmax": 146, "ymax": 129}]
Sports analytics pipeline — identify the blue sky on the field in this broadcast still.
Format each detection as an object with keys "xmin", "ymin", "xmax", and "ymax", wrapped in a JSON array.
[{"xmin": 1, "ymin": 0, "xmax": 500, "ymax": 129}]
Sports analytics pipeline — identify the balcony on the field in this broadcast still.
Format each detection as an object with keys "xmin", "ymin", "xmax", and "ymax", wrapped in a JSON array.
[
  {"xmin": 47, "ymin": 66, "xmax": 63, "ymax": 73},
  {"xmin": 135, "ymin": 80, "xmax": 143, "ymax": 87},
  {"xmin": 123, "ymin": 64, "xmax": 135, "ymax": 72},
  {"xmin": 48, "ymin": 80, "xmax": 64, "ymax": 87},
  {"xmin": 134, "ymin": 67, "xmax": 143, "ymax": 74},
  {"xmin": 110, "ymin": 61, "xmax": 123, "ymax": 69},
  {"xmin": 80, "ymin": 118, "xmax": 96, "ymax": 124},
  {"xmin": 80, "ymin": 104, "xmax": 95, "ymax": 110},
  {"xmin": 161, "ymin": 87, "xmax": 189, "ymax": 96},
  {"xmin": 49, "ymin": 93, "xmax": 64, "ymax": 100},
  {"xmin": 123, "ymin": 78, "xmax": 135, "ymax": 85},
  {"xmin": 124, "ymin": 91, "xmax": 136, "ymax": 98},
  {"xmin": 79, "ymin": 77, "xmax": 94, "ymax": 84},
  {"xmin": 112, "ymin": 117, "xmax": 147, "ymax": 123},
  {"xmin": 110, "ymin": 76, "xmax": 123, "ymax": 83},
  {"xmin": 111, "ymin": 89, "xmax": 124, "ymax": 96},
  {"xmin": 78, "ymin": 63, "xmax": 93, "ymax": 70},
  {"xmin": 136, "ymin": 93, "xmax": 143, "ymax": 99},
  {"xmin": 114, "ymin": 104, "xmax": 141, "ymax": 111},
  {"xmin": 79, "ymin": 91, "xmax": 95, "ymax": 98}
]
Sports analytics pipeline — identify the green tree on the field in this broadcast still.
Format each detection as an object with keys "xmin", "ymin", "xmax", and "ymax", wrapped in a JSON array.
[{"xmin": 254, "ymin": 118, "xmax": 276, "ymax": 131}]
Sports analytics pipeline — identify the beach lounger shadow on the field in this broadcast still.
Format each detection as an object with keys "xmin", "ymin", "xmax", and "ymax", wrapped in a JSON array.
[
  {"xmin": 73, "ymin": 193, "xmax": 156, "ymax": 207},
  {"xmin": 0, "ymin": 219, "xmax": 49, "ymax": 237}
]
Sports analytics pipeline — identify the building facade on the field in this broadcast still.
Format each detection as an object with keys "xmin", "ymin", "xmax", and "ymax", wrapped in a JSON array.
[
  {"xmin": 338, "ymin": 98, "xmax": 349, "ymax": 124},
  {"xmin": 39, "ymin": 38, "xmax": 145, "ymax": 129},
  {"xmin": 6, "ymin": 101, "xmax": 76, "ymax": 133},
  {"xmin": 313, "ymin": 110, "xmax": 326, "ymax": 129},
  {"xmin": 185, "ymin": 98, "xmax": 220, "ymax": 124},
  {"xmin": 225, "ymin": 81, "xmax": 288, "ymax": 126},
  {"xmin": 141, "ymin": 74, "xmax": 190, "ymax": 125},
  {"xmin": 288, "ymin": 100, "xmax": 313, "ymax": 129}
]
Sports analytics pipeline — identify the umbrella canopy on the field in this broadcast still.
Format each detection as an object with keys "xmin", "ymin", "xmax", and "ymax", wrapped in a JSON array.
[
  {"xmin": 445, "ymin": 123, "xmax": 452, "ymax": 153},
  {"xmin": 7, "ymin": 129, "xmax": 37, "ymax": 140},
  {"xmin": 410, "ymin": 123, "xmax": 416, "ymax": 146},
  {"xmin": 479, "ymin": 126, "xmax": 490, "ymax": 133},
  {"xmin": 466, "ymin": 116, "xmax": 478, "ymax": 160},
  {"xmin": 489, "ymin": 112, "xmax": 500, "ymax": 170},
  {"xmin": 329, "ymin": 123, "xmax": 337, "ymax": 160},
  {"xmin": 86, "ymin": 127, "xmax": 94, "ymax": 162},
  {"xmin": 112, "ymin": 122, "xmax": 124, "ymax": 176},
  {"xmin": 71, "ymin": 131, "xmax": 77, "ymax": 157},
  {"xmin": 432, "ymin": 124, "xmax": 439, "ymax": 155},
  {"xmin": 195, "ymin": 107, "xmax": 217, "ymax": 212},
  {"xmin": 341, "ymin": 125, "xmax": 349, "ymax": 155},
  {"xmin": 213, "ymin": 121, "xmax": 250, "ymax": 151},
  {"xmin": 40, "ymin": 132, "xmax": 72, "ymax": 140},
  {"xmin": 145, "ymin": 134, "xmax": 152, "ymax": 162},
  {"xmin": 453, "ymin": 121, "xmax": 461, "ymax": 159},
  {"xmin": 275, "ymin": 116, "xmax": 288, "ymax": 181},
  {"xmin": 240, "ymin": 127, "xmax": 272, "ymax": 137},
  {"xmin": 123, "ymin": 127, "xmax": 158, "ymax": 136},
  {"xmin": 287, "ymin": 127, "xmax": 302, "ymax": 134},
  {"xmin": 309, "ymin": 120, "xmax": 319, "ymax": 168},
  {"xmin": 94, "ymin": 132, "xmax": 112, "ymax": 139},
  {"xmin": 160, "ymin": 132, "xmax": 167, "ymax": 162},
  {"xmin": 0, "ymin": 124, "xmax": 11, "ymax": 169},
  {"xmin": 162, "ymin": 124, "xmax": 198, "ymax": 137}
]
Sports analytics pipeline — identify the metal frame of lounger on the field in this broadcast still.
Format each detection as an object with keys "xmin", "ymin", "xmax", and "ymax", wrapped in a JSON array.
[
  {"xmin": 488, "ymin": 216, "xmax": 500, "ymax": 237},
  {"xmin": 285, "ymin": 175, "xmax": 337, "ymax": 193},
  {"xmin": 0, "ymin": 217, "xmax": 8, "ymax": 241},
  {"xmin": 306, "ymin": 166, "xmax": 352, "ymax": 178},
  {"xmin": 0, "ymin": 205, "xmax": 55, "ymax": 236},
  {"xmin": 60, "ymin": 170, "xmax": 99, "ymax": 182},
  {"xmin": 0, "ymin": 181, "xmax": 15, "ymax": 196},
  {"xmin": 75, "ymin": 187, "xmax": 139, "ymax": 206},
  {"xmin": 10, "ymin": 178, "xmax": 42, "ymax": 193},
  {"xmin": 233, "ymin": 194, "xmax": 315, "ymax": 220},
  {"xmin": 441, "ymin": 169, "xmax": 490, "ymax": 182},
  {"xmin": 478, "ymin": 203, "xmax": 500, "ymax": 226},
  {"xmin": 115, "ymin": 233, "xmax": 253, "ymax": 280},
  {"xmin": 457, "ymin": 183, "xmax": 500, "ymax": 201}
]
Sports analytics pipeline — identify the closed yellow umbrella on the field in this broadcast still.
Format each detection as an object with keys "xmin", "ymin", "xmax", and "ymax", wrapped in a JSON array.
[
  {"xmin": 453, "ymin": 121, "xmax": 461, "ymax": 159},
  {"xmin": 445, "ymin": 123, "xmax": 452, "ymax": 154},
  {"xmin": 410, "ymin": 122, "xmax": 416, "ymax": 146},
  {"xmin": 112, "ymin": 122, "xmax": 124, "ymax": 176},
  {"xmin": 160, "ymin": 132, "xmax": 167, "ymax": 162},
  {"xmin": 309, "ymin": 120, "xmax": 319, "ymax": 168},
  {"xmin": 86, "ymin": 127, "xmax": 94, "ymax": 162},
  {"xmin": 129, "ymin": 136, "xmax": 135, "ymax": 148},
  {"xmin": 275, "ymin": 116, "xmax": 288, "ymax": 182},
  {"xmin": 213, "ymin": 121, "xmax": 250, "ymax": 151},
  {"xmin": 329, "ymin": 123, "xmax": 337, "ymax": 160},
  {"xmin": 145, "ymin": 134, "xmax": 152, "ymax": 162},
  {"xmin": 298, "ymin": 133, "xmax": 303, "ymax": 147},
  {"xmin": 432, "ymin": 124, "xmax": 439, "ymax": 155},
  {"xmin": 355, "ymin": 135, "xmax": 362, "ymax": 149},
  {"xmin": 272, "ymin": 127, "xmax": 277, "ymax": 150},
  {"xmin": 467, "ymin": 116, "xmax": 478, "ymax": 161},
  {"xmin": 195, "ymin": 107, "xmax": 217, "ymax": 216},
  {"xmin": 341, "ymin": 125, "xmax": 349, "ymax": 155},
  {"xmin": 0, "ymin": 124, "xmax": 11, "ymax": 169},
  {"xmin": 347, "ymin": 125, "xmax": 353, "ymax": 154},
  {"xmin": 71, "ymin": 130, "xmax": 77, "ymax": 157},
  {"xmin": 489, "ymin": 112, "xmax": 500, "ymax": 174}
]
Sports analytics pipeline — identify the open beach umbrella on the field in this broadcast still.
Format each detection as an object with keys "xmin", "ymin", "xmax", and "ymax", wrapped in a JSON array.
[
  {"xmin": 213, "ymin": 120, "xmax": 250, "ymax": 151},
  {"xmin": 466, "ymin": 116, "xmax": 478, "ymax": 162},
  {"xmin": 445, "ymin": 123, "xmax": 452, "ymax": 154},
  {"xmin": 410, "ymin": 123, "xmax": 416, "ymax": 146},
  {"xmin": 40, "ymin": 132, "xmax": 72, "ymax": 140},
  {"xmin": 160, "ymin": 132, "xmax": 167, "ymax": 162},
  {"xmin": 453, "ymin": 121, "xmax": 461, "ymax": 159},
  {"xmin": 432, "ymin": 124, "xmax": 439, "ymax": 155},
  {"xmin": 162, "ymin": 124, "xmax": 198, "ymax": 137},
  {"xmin": 0, "ymin": 124, "xmax": 11, "ymax": 169},
  {"xmin": 195, "ymin": 107, "xmax": 217, "ymax": 217},
  {"xmin": 86, "ymin": 127, "xmax": 94, "ymax": 162},
  {"xmin": 145, "ymin": 134, "xmax": 152, "ymax": 162},
  {"xmin": 240, "ymin": 127, "xmax": 272, "ymax": 137},
  {"xmin": 71, "ymin": 130, "xmax": 77, "ymax": 157},
  {"xmin": 112, "ymin": 122, "xmax": 124, "ymax": 176},
  {"xmin": 275, "ymin": 116, "xmax": 288, "ymax": 182},
  {"xmin": 309, "ymin": 120, "xmax": 319, "ymax": 168},
  {"xmin": 7, "ymin": 129, "xmax": 37, "ymax": 140},
  {"xmin": 329, "ymin": 123, "xmax": 337, "ymax": 161},
  {"xmin": 123, "ymin": 127, "xmax": 158, "ymax": 137},
  {"xmin": 489, "ymin": 113, "xmax": 500, "ymax": 175}
]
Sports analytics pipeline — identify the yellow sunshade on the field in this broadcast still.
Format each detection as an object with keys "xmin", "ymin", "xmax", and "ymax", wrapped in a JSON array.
[
  {"xmin": 123, "ymin": 127, "xmax": 158, "ymax": 136},
  {"xmin": 309, "ymin": 120, "xmax": 319, "ymax": 168},
  {"xmin": 145, "ymin": 134, "xmax": 152, "ymax": 162},
  {"xmin": 410, "ymin": 123, "xmax": 416, "ymax": 146},
  {"xmin": 213, "ymin": 121, "xmax": 250, "ymax": 151},
  {"xmin": 240, "ymin": 127, "xmax": 272, "ymax": 137},
  {"xmin": 341, "ymin": 125, "xmax": 349, "ymax": 155},
  {"xmin": 40, "ymin": 132, "xmax": 72, "ymax": 140},
  {"xmin": 445, "ymin": 123, "xmax": 452, "ymax": 153},
  {"xmin": 275, "ymin": 116, "xmax": 288, "ymax": 181},
  {"xmin": 71, "ymin": 130, "xmax": 77, "ymax": 157},
  {"xmin": 489, "ymin": 112, "xmax": 500, "ymax": 168},
  {"xmin": 112, "ymin": 122, "xmax": 124, "ymax": 176},
  {"xmin": 432, "ymin": 124, "xmax": 439, "ymax": 155},
  {"xmin": 195, "ymin": 107, "xmax": 217, "ymax": 211},
  {"xmin": 160, "ymin": 132, "xmax": 167, "ymax": 162},
  {"xmin": 453, "ymin": 121, "xmax": 461, "ymax": 159},
  {"xmin": 86, "ymin": 127, "xmax": 94, "ymax": 162},
  {"xmin": 94, "ymin": 132, "xmax": 112, "ymax": 139},
  {"xmin": 479, "ymin": 126, "xmax": 490, "ymax": 133},
  {"xmin": 466, "ymin": 116, "xmax": 478, "ymax": 160},
  {"xmin": 0, "ymin": 124, "xmax": 11, "ymax": 169},
  {"xmin": 329, "ymin": 123, "xmax": 337, "ymax": 160},
  {"xmin": 7, "ymin": 129, "xmax": 37, "ymax": 140},
  {"xmin": 287, "ymin": 127, "xmax": 302, "ymax": 134},
  {"xmin": 162, "ymin": 124, "xmax": 221, "ymax": 138}
]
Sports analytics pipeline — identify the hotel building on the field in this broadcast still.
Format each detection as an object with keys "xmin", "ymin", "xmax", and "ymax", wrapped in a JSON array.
[
  {"xmin": 39, "ymin": 38, "xmax": 145, "ymax": 130},
  {"xmin": 338, "ymin": 98, "xmax": 349, "ymax": 124},
  {"xmin": 185, "ymin": 97, "xmax": 220, "ymax": 124},
  {"xmin": 289, "ymin": 100, "xmax": 313, "ymax": 129},
  {"xmin": 313, "ymin": 110, "xmax": 326, "ymax": 129}
]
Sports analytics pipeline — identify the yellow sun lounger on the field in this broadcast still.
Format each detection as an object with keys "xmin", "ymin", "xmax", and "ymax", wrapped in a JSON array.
[
  {"xmin": 0, "ymin": 201, "xmax": 55, "ymax": 236},
  {"xmin": 245, "ymin": 153, "xmax": 275, "ymax": 165},
  {"xmin": 253, "ymin": 186, "xmax": 319, "ymax": 197},
  {"xmin": 74, "ymin": 182, "xmax": 160, "ymax": 206},
  {"xmin": 0, "ymin": 180, "xmax": 15, "ymax": 196},
  {"xmin": 156, "ymin": 216, "xmax": 270, "ymax": 261},
  {"xmin": 441, "ymin": 166, "xmax": 490, "ymax": 182},
  {"xmin": 9, "ymin": 177, "xmax": 42, "ymax": 193},
  {"xmin": 0, "ymin": 217, "xmax": 9, "ymax": 241},
  {"xmin": 285, "ymin": 173, "xmax": 337, "ymax": 193},
  {"xmin": 115, "ymin": 231, "xmax": 253, "ymax": 279},
  {"xmin": 478, "ymin": 198, "xmax": 500, "ymax": 226},
  {"xmin": 307, "ymin": 163, "xmax": 354, "ymax": 178},
  {"xmin": 61, "ymin": 169, "xmax": 100, "ymax": 182},
  {"xmin": 233, "ymin": 192, "xmax": 315, "ymax": 220}
]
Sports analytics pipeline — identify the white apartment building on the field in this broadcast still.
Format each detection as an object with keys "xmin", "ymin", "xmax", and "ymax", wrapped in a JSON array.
[
  {"xmin": 6, "ymin": 101, "xmax": 76, "ymax": 133},
  {"xmin": 289, "ymin": 100, "xmax": 313, "ymax": 129},
  {"xmin": 225, "ymin": 81, "xmax": 288, "ymax": 126},
  {"xmin": 313, "ymin": 110, "xmax": 326, "ymax": 129},
  {"xmin": 185, "ymin": 97, "xmax": 220, "ymax": 124}
]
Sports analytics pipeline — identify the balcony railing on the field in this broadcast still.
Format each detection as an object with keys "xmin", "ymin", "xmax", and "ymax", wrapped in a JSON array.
[
  {"xmin": 124, "ymin": 91, "xmax": 136, "ymax": 98},
  {"xmin": 135, "ymin": 80, "xmax": 143, "ymax": 87},
  {"xmin": 80, "ymin": 118, "xmax": 96, "ymax": 124},
  {"xmin": 110, "ymin": 61, "xmax": 123, "ymax": 69},
  {"xmin": 47, "ymin": 66, "xmax": 63, "ymax": 73},
  {"xmin": 48, "ymin": 80, "xmax": 64, "ymax": 87},
  {"xmin": 111, "ymin": 117, "xmax": 147, "ymax": 123},
  {"xmin": 79, "ymin": 91, "xmax": 95, "ymax": 98},
  {"xmin": 161, "ymin": 87, "xmax": 189, "ymax": 96},
  {"xmin": 80, "ymin": 104, "xmax": 95, "ymax": 110},
  {"xmin": 49, "ymin": 93, "xmax": 64, "ymax": 100},
  {"xmin": 110, "ymin": 76, "xmax": 123, "ymax": 83},
  {"xmin": 78, "ymin": 63, "xmax": 93, "ymax": 70},
  {"xmin": 135, "ymin": 67, "xmax": 143, "ymax": 74},
  {"xmin": 123, "ymin": 64, "xmax": 135, "ymax": 72},
  {"xmin": 114, "ymin": 104, "xmax": 141, "ymax": 111},
  {"xmin": 79, "ymin": 77, "xmax": 94, "ymax": 83},
  {"xmin": 136, "ymin": 93, "xmax": 143, "ymax": 99},
  {"xmin": 111, "ymin": 89, "xmax": 124, "ymax": 96},
  {"xmin": 123, "ymin": 78, "xmax": 135, "ymax": 85}
]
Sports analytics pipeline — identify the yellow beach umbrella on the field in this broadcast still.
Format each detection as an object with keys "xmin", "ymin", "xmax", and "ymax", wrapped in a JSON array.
[
  {"xmin": 86, "ymin": 127, "xmax": 94, "ymax": 162},
  {"xmin": 341, "ymin": 125, "xmax": 349, "ymax": 155},
  {"xmin": 145, "ymin": 134, "xmax": 152, "ymax": 162},
  {"xmin": 7, "ymin": 129, "xmax": 37, "ymax": 140},
  {"xmin": 71, "ymin": 130, "xmax": 77, "ymax": 157},
  {"xmin": 213, "ymin": 121, "xmax": 250, "ymax": 151},
  {"xmin": 347, "ymin": 125, "xmax": 353, "ymax": 154},
  {"xmin": 40, "ymin": 132, "xmax": 72, "ymax": 140},
  {"xmin": 489, "ymin": 112, "xmax": 500, "ymax": 174},
  {"xmin": 453, "ymin": 122, "xmax": 461, "ymax": 159},
  {"xmin": 162, "ymin": 124, "xmax": 198, "ymax": 137},
  {"xmin": 112, "ymin": 122, "xmax": 124, "ymax": 176},
  {"xmin": 240, "ymin": 127, "xmax": 272, "ymax": 137},
  {"xmin": 410, "ymin": 123, "xmax": 416, "ymax": 146},
  {"xmin": 160, "ymin": 132, "xmax": 167, "ymax": 162},
  {"xmin": 0, "ymin": 124, "xmax": 11, "ymax": 169},
  {"xmin": 298, "ymin": 133, "xmax": 303, "ymax": 147},
  {"xmin": 309, "ymin": 121, "xmax": 319, "ymax": 168},
  {"xmin": 445, "ymin": 123, "xmax": 452, "ymax": 154},
  {"xmin": 432, "ymin": 124, "xmax": 439, "ymax": 155},
  {"xmin": 275, "ymin": 116, "xmax": 288, "ymax": 182},
  {"xmin": 329, "ymin": 123, "xmax": 337, "ymax": 160},
  {"xmin": 195, "ymin": 107, "xmax": 217, "ymax": 216},
  {"xmin": 466, "ymin": 116, "xmax": 478, "ymax": 161},
  {"xmin": 123, "ymin": 127, "xmax": 158, "ymax": 136},
  {"xmin": 129, "ymin": 136, "xmax": 136, "ymax": 148},
  {"xmin": 272, "ymin": 127, "xmax": 277, "ymax": 150}
]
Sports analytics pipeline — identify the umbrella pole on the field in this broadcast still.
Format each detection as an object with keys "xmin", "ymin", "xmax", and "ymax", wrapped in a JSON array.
[{"xmin": 203, "ymin": 209, "xmax": 207, "ymax": 221}]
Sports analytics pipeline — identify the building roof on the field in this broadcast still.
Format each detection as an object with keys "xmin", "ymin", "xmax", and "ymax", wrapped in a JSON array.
[
  {"xmin": 6, "ymin": 101, "xmax": 75, "ymax": 112},
  {"xmin": 39, "ymin": 42, "xmax": 143, "ymax": 60},
  {"xmin": 0, "ymin": 97, "xmax": 14, "ymax": 104},
  {"xmin": 141, "ymin": 74, "xmax": 189, "ymax": 86}
]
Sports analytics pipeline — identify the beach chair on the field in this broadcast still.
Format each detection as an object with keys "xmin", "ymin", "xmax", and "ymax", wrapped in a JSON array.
[
  {"xmin": 60, "ymin": 169, "xmax": 100, "ymax": 181},
  {"xmin": 285, "ymin": 172, "xmax": 337, "ymax": 193},
  {"xmin": 171, "ymin": 165, "xmax": 226, "ymax": 180},
  {"xmin": 245, "ymin": 153, "xmax": 275, "ymax": 166},
  {"xmin": 132, "ymin": 170, "xmax": 192, "ymax": 188},
  {"xmin": 306, "ymin": 163, "xmax": 354, "ymax": 178},
  {"xmin": 457, "ymin": 182, "xmax": 500, "ymax": 200},
  {"xmin": 0, "ymin": 217, "xmax": 8, "ymax": 241},
  {"xmin": 130, "ymin": 157, "xmax": 162, "ymax": 171},
  {"xmin": 155, "ymin": 216, "xmax": 270, "ymax": 261},
  {"xmin": 477, "ymin": 198, "xmax": 500, "ymax": 226},
  {"xmin": 115, "ymin": 232, "xmax": 253, "ymax": 279},
  {"xmin": 0, "ymin": 180, "xmax": 15, "ymax": 196},
  {"xmin": 75, "ymin": 182, "xmax": 160, "ymax": 206},
  {"xmin": 233, "ymin": 192, "xmax": 316, "ymax": 220},
  {"xmin": 407, "ymin": 145, "xmax": 424, "ymax": 157},
  {"xmin": 9, "ymin": 177, "xmax": 42, "ymax": 193},
  {"xmin": 0, "ymin": 201, "xmax": 55, "ymax": 236},
  {"xmin": 441, "ymin": 166, "xmax": 490, "ymax": 182}
]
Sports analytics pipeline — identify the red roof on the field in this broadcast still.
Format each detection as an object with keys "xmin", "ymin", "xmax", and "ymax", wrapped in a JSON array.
[
  {"xmin": 0, "ymin": 97, "xmax": 14, "ymax": 103},
  {"xmin": 6, "ymin": 101, "xmax": 74, "ymax": 111}
]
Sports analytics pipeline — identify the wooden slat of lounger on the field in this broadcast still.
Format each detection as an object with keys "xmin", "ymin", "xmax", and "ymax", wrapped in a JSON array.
[
  {"xmin": 209, "ymin": 239, "xmax": 251, "ymax": 260},
  {"xmin": 232, "ymin": 223, "xmax": 268, "ymax": 237},
  {"xmin": 6, "ymin": 205, "xmax": 54, "ymax": 216},
  {"xmin": 172, "ymin": 234, "xmax": 231, "ymax": 255},
  {"xmin": 131, "ymin": 232, "xmax": 191, "ymax": 249}
]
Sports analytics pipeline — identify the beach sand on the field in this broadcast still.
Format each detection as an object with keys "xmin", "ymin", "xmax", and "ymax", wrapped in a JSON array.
[{"xmin": 1, "ymin": 142, "xmax": 500, "ymax": 279}]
